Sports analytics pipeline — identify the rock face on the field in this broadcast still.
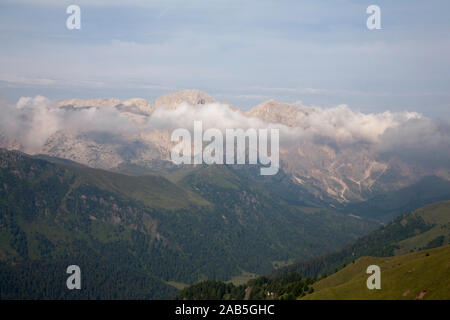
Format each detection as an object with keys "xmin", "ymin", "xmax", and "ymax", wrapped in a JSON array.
[
  {"xmin": 58, "ymin": 98, "xmax": 122, "ymax": 109},
  {"xmin": 58, "ymin": 97, "xmax": 156, "ymax": 124},
  {"xmin": 39, "ymin": 90, "xmax": 224, "ymax": 170},
  {"xmin": 120, "ymin": 98, "xmax": 154, "ymax": 114},
  {"xmin": 41, "ymin": 130, "xmax": 167, "ymax": 170},
  {"xmin": 246, "ymin": 99, "xmax": 314, "ymax": 127},
  {"xmin": 0, "ymin": 132, "xmax": 22, "ymax": 151},
  {"xmin": 2, "ymin": 90, "xmax": 447, "ymax": 204},
  {"xmin": 59, "ymin": 97, "xmax": 154, "ymax": 114},
  {"xmin": 245, "ymin": 99, "xmax": 434, "ymax": 203},
  {"xmin": 154, "ymin": 89, "xmax": 216, "ymax": 110}
]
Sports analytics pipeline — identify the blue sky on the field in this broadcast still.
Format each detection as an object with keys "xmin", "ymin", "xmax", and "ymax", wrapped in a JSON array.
[{"xmin": 0, "ymin": 0, "xmax": 449, "ymax": 116}]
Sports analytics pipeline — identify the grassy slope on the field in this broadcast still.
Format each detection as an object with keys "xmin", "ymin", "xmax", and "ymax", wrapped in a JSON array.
[
  {"xmin": 303, "ymin": 245, "xmax": 450, "ymax": 300},
  {"xmin": 70, "ymin": 165, "xmax": 211, "ymax": 210},
  {"xmin": 395, "ymin": 201, "xmax": 450, "ymax": 254},
  {"xmin": 272, "ymin": 200, "xmax": 450, "ymax": 279}
]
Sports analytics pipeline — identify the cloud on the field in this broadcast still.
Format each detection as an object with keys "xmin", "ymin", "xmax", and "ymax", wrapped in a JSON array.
[
  {"xmin": 0, "ymin": 96, "xmax": 139, "ymax": 152},
  {"xmin": 0, "ymin": 75, "xmax": 57, "ymax": 87},
  {"xmin": 377, "ymin": 118, "xmax": 450, "ymax": 167},
  {"xmin": 302, "ymin": 104, "xmax": 421, "ymax": 144},
  {"xmin": 0, "ymin": 95, "xmax": 448, "ymax": 172},
  {"xmin": 146, "ymin": 102, "xmax": 424, "ymax": 147},
  {"xmin": 148, "ymin": 102, "xmax": 269, "ymax": 131}
]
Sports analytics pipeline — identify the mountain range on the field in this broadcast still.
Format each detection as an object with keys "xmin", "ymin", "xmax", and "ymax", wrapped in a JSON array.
[
  {"xmin": 2, "ymin": 90, "xmax": 448, "ymax": 207},
  {"xmin": 1, "ymin": 90, "xmax": 449, "ymax": 299}
]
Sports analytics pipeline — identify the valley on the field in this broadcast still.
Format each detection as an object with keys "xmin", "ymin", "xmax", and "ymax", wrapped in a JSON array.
[
  {"xmin": 0, "ymin": 148, "xmax": 377, "ymax": 299},
  {"xmin": 0, "ymin": 90, "xmax": 449, "ymax": 300},
  {"xmin": 176, "ymin": 201, "xmax": 450, "ymax": 300}
]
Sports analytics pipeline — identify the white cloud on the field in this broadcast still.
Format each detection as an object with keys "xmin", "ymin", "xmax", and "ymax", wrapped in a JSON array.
[
  {"xmin": 377, "ymin": 118, "xmax": 450, "ymax": 167},
  {"xmin": 304, "ymin": 105, "xmax": 421, "ymax": 144},
  {"xmin": 1, "ymin": 94, "xmax": 448, "ymax": 172}
]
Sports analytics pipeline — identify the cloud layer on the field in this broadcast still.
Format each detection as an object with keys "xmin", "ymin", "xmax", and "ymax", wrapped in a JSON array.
[{"xmin": 1, "ymin": 95, "xmax": 449, "ymax": 171}]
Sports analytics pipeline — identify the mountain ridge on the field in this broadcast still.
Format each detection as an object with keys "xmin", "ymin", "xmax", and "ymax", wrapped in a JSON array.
[{"xmin": 2, "ymin": 89, "xmax": 449, "ymax": 207}]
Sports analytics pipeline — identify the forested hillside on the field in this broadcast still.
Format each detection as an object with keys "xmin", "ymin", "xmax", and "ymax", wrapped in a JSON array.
[
  {"xmin": 174, "ymin": 272, "xmax": 316, "ymax": 300},
  {"xmin": 176, "ymin": 202, "xmax": 449, "ymax": 300},
  {"xmin": 271, "ymin": 201, "xmax": 450, "ymax": 279},
  {"xmin": 0, "ymin": 149, "xmax": 375, "ymax": 299}
]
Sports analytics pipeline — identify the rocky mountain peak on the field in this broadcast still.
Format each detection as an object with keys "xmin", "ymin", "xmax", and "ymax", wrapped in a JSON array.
[
  {"xmin": 122, "ymin": 98, "xmax": 152, "ymax": 108},
  {"xmin": 246, "ymin": 99, "xmax": 313, "ymax": 127},
  {"xmin": 154, "ymin": 89, "xmax": 216, "ymax": 110},
  {"xmin": 119, "ymin": 98, "xmax": 154, "ymax": 115},
  {"xmin": 58, "ymin": 98, "xmax": 122, "ymax": 109}
]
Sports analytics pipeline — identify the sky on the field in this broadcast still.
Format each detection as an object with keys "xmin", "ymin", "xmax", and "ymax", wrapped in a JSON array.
[{"xmin": 0, "ymin": 0, "xmax": 449, "ymax": 116}]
